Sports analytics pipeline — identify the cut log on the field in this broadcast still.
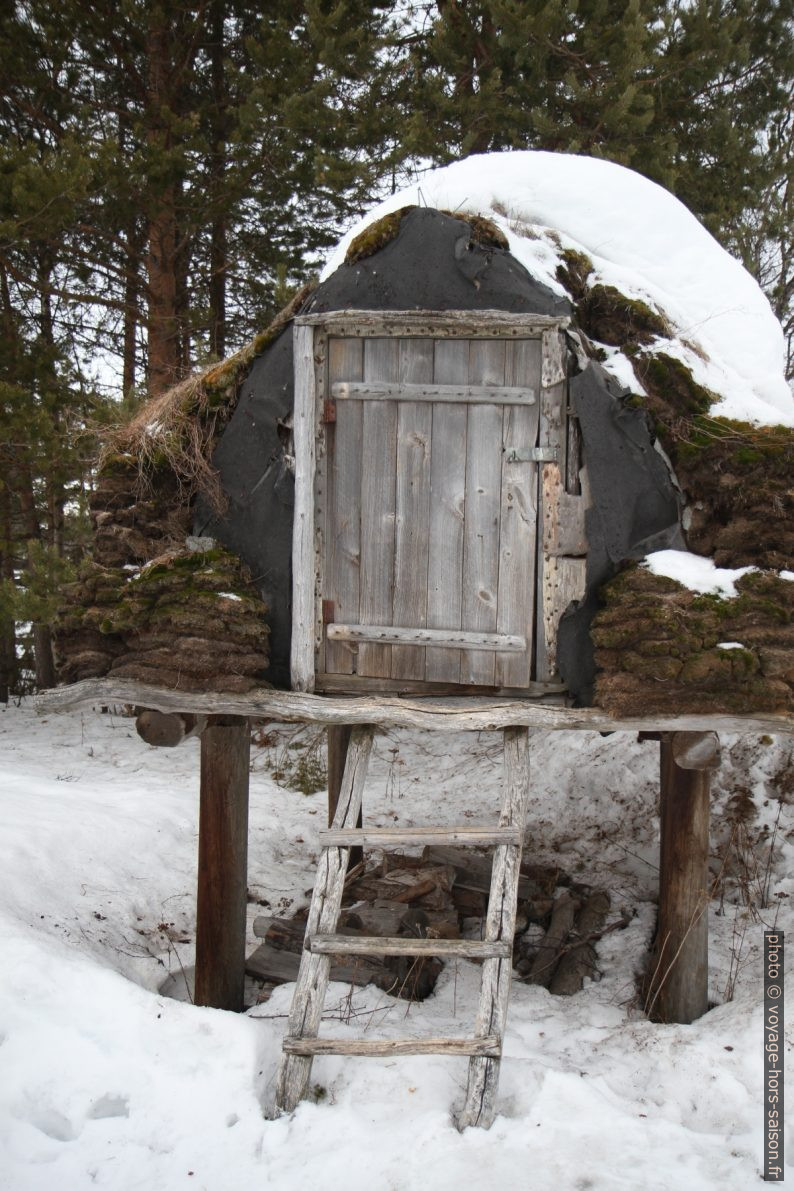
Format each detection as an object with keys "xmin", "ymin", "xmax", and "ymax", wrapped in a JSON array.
[
  {"xmin": 135, "ymin": 709, "xmax": 207, "ymax": 747},
  {"xmin": 549, "ymin": 891, "xmax": 611, "ymax": 995},
  {"xmin": 422, "ymin": 845, "xmax": 557, "ymax": 902},
  {"xmin": 245, "ymin": 941, "xmax": 390, "ymax": 991},
  {"xmin": 526, "ymin": 889, "xmax": 579, "ymax": 988},
  {"xmin": 671, "ymin": 730, "xmax": 721, "ymax": 771}
]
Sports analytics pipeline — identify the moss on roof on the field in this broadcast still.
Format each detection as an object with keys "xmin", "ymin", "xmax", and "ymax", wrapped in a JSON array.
[
  {"xmin": 345, "ymin": 206, "xmax": 508, "ymax": 266},
  {"xmin": 100, "ymin": 282, "xmax": 315, "ymax": 512},
  {"xmin": 593, "ymin": 564, "xmax": 794, "ymax": 715}
]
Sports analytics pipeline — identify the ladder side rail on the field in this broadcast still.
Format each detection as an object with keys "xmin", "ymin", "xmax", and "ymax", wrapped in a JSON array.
[
  {"xmin": 458, "ymin": 726, "xmax": 531, "ymax": 1130},
  {"xmin": 274, "ymin": 724, "xmax": 374, "ymax": 1113}
]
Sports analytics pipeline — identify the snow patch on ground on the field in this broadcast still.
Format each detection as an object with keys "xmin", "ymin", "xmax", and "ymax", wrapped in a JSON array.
[
  {"xmin": 323, "ymin": 151, "xmax": 794, "ymax": 429},
  {"xmin": 644, "ymin": 549, "xmax": 756, "ymax": 597},
  {"xmin": 0, "ymin": 702, "xmax": 792, "ymax": 1189}
]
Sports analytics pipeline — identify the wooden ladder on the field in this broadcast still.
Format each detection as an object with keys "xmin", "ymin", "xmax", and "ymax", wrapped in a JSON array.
[{"xmin": 273, "ymin": 724, "xmax": 531, "ymax": 1130}]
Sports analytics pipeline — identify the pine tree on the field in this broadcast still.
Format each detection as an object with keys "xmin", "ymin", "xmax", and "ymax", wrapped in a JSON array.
[{"xmin": 400, "ymin": 0, "xmax": 794, "ymax": 365}]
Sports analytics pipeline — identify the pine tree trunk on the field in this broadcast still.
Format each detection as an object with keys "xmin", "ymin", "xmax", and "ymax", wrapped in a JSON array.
[
  {"xmin": 0, "ymin": 486, "xmax": 16, "ymax": 703},
  {"xmin": 122, "ymin": 231, "xmax": 140, "ymax": 400},
  {"xmin": 16, "ymin": 463, "xmax": 56, "ymax": 690},
  {"xmin": 145, "ymin": 16, "xmax": 182, "ymax": 397},
  {"xmin": 209, "ymin": 0, "xmax": 227, "ymax": 360}
]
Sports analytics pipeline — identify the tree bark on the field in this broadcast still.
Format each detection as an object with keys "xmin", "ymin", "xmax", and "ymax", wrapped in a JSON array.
[
  {"xmin": 208, "ymin": 0, "xmax": 227, "ymax": 360},
  {"xmin": 646, "ymin": 733, "xmax": 713, "ymax": 1024},
  {"xmin": 144, "ymin": 15, "xmax": 183, "ymax": 397},
  {"xmin": 0, "ymin": 485, "xmax": 16, "ymax": 703}
]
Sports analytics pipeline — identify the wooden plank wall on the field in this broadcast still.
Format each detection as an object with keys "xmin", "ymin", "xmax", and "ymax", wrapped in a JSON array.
[{"xmin": 316, "ymin": 328, "xmax": 582, "ymax": 692}]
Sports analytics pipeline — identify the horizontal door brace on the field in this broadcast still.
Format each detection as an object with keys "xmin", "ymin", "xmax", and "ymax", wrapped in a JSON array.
[
  {"xmin": 331, "ymin": 381, "xmax": 535, "ymax": 405},
  {"xmin": 326, "ymin": 624, "xmax": 526, "ymax": 652},
  {"xmin": 505, "ymin": 446, "xmax": 559, "ymax": 463}
]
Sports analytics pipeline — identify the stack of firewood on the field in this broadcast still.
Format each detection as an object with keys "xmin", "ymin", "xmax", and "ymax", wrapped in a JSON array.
[{"xmin": 247, "ymin": 849, "xmax": 618, "ymax": 1002}]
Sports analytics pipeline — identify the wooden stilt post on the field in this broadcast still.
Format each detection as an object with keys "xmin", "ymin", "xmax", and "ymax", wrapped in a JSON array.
[
  {"xmin": 646, "ymin": 730, "xmax": 719, "ymax": 1024},
  {"xmin": 327, "ymin": 724, "xmax": 362, "ymax": 868},
  {"xmin": 194, "ymin": 715, "xmax": 250, "ymax": 1011}
]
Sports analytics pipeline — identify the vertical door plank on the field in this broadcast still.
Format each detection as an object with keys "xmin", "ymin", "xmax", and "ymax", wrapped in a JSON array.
[
  {"xmin": 461, "ymin": 340, "xmax": 505, "ymax": 685},
  {"xmin": 392, "ymin": 339, "xmax": 434, "ymax": 679},
  {"xmin": 325, "ymin": 337, "xmax": 363, "ymax": 675},
  {"xmin": 496, "ymin": 339, "xmax": 541, "ymax": 687},
  {"xmin": 290, "ymin": 323, "xmax": 318, "ymax": 692},
  {"xmin": 426, "ymin": 339, "xmax": 468, "ymax": 683},
  {"xmin": 535, "ymin": 336, "xmax": 568, "ymax": 682},
  {"xmin": 358, "ymin": 338, "xmax": 399, "ymax": 678}
]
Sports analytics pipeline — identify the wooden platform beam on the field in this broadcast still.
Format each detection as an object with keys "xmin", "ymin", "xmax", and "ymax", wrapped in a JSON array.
[
  {"xmin": 645, "ymin": 731, "xmax": 718, "ymax": 1025},
  {"xmin": 36, "ymin": 679, "xmax": 794, "ymax": 736},
  {"xmin": 194, "ymin": 715, "xmax": 250, "ymax": 1012}
]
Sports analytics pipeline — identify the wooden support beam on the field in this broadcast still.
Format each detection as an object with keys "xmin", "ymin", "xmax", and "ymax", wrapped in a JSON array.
[
  {"xmin": 194, "ymin": 715, "xmax": 250, "ymax": 1012},
  {"xmin": 646, "ymin": 732, "xmax": 713, "ymax": 1024},
  {"xmin": 36, "ymin": 678, "xmax": 794, "ymax": 736},
  {"xmin": 135, "ymin": 709, "xmax": 206, "ymax": 748},
  {"xmin": 327, "ymin": 724, "xmax": 361, "ymax": 868}
]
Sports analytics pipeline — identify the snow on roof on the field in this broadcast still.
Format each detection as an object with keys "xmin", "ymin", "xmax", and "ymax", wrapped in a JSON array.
[{"xmin": 324, "ymin": 151, "xmax": 793, "ymax": 429}]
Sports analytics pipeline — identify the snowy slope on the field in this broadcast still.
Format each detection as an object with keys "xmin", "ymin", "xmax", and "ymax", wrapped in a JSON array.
[
  {"xmin": 323, "ymin": 152, "xmax": 794, "ymax": 429},
  {"xmin": 1, "ymin": 701, "xmax": 792, "ymax": 1189}
]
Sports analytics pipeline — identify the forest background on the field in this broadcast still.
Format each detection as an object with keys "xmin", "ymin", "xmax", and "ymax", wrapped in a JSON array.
[{"xmin": 1, "ymin": 0, "xmax": 792, "ymax": 697}]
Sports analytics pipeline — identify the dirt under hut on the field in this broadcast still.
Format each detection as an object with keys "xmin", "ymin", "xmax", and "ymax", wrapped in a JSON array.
[{"xmin": 44, "ymin": 151, "xmax": 794, "ymax": 1127}]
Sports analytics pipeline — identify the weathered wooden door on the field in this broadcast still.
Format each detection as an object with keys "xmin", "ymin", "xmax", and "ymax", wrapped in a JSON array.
[{"xmin": 291, "ymin": 311, "xmax": 581, "ymax": 695}]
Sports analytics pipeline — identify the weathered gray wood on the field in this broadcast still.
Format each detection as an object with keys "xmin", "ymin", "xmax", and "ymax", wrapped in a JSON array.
[
  {"xmin": 548, "ymin": 891, "xmax": 610, "ymax": 996},
  {"xmin": 309, "ymin": 934, "xmax": 511, "ymax": 959},
  {"xmin": 459, "ymin": 726, "xmax": 531, "ymax": 1131},
  {"xmin": 325, "ymin": 337, "xmax": 364, "ymax": 675},
  {"xmin": 327, "ymin": 724, "xmax": 361, "ymax": 868},
  {"xmin": 426, "ymin": 339, "xmax": 469, "ymax": 683},
  {"xmin": 135, "ymin": 710, "xmax": 206, "ymax": 748},
  {"xmin": 646, "ymin": 735, "xmax": 711, "ymax": 1024},
  {"xmin": 461, "ymin": 340, "xmax": 505, "ymax": 686},
  {"xmin": 671, "ymin": 730, "xmax": 721, "ymax": 771},
  {"xmin": 283, "ymin": 1036, "xmax": 501, "ymax": 1057},
  {"xmin": 332, "ymin": 382, "xmax": 536, "ymax": 404},
  {"xmin": 321, "ymin": 826, "xmax": 522, "ymax": 847},
  {"xmin": 358, "ymin": 337, "xmax": 399, "ymax": 678},
  {"xmin": 246, "ymin": 941, "xmax": 390, "ymax": 989},
  {"xmin": 275, "ymin": 725, "xmax": 374, "ymax": 1113},
  {"xmin": 535, "ymin": 375, "xmax": 569, "ymax": 683},
  {"xmin": 194, "ymin": 716, "xmax": 250, "ymax": 1012},
  {"xmin": 496, "ymin": 339, "xmax": 541, "ymax": 687},
  {"xmin": 296, "ymin": 310, "xmax": 568, "ymax": 337},
  {"xmin": 327, "ymin": 624, "xmax": 525, "ymax": 651},
  {"xmin": 542, "ymin": 463, "xmax": 587, "ymax": 556},
  {"xmin": 315, "ymin": 673, "xmax": 567, "ymax": 698},
  {"xmin": 541, "ymin": 328, "xmax": 567, "ymax": 387},
  {"xmin": 290, "ymin": 322, "xmax": 318, "ymax": 692},
  {"xmin": 392, "ymin": 338, "xmax": 434, "ymax": 679},
  {"xmin": 422, "ymin": 846, "xmax": 557, "ymax": 904},
  {"xmin": 38, "ymin": 680, "xmax": 794, "ymax": 735},
  {"xmin": 566, "ymin": 413, "xmax": 582, "ymax": 495}
]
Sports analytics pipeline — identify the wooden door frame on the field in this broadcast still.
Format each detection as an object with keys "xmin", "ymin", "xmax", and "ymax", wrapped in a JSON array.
[{"xmin": 290, "ymin": 309, "xmax": 572, "ymax": 694}]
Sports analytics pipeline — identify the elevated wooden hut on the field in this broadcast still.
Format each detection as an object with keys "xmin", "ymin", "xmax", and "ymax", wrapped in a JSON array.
[{"xmin": 44, "ymin": 157, "xmax": 794, "ymax": 1128}]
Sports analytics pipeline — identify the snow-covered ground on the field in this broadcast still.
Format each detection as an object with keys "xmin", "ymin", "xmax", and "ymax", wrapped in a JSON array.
[
  {"xmin": 1, "ymin": 701, "xmax": 792, "ymax": 1189},
  {"xmin": 324, "ymin": 151, "xmax": 794, "ymax": 429}
]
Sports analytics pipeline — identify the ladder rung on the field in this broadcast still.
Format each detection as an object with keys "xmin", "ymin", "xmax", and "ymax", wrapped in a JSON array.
[
  {"xmin": 283, "ymin": 1036, "xmax": 502, "ymax": 1057},
  {"xmin": 309, "ymin": 934, "xmax": 511, "ymax": 959},
  {"xmin": 320, "ymin": 826, "xmax": 522, "ymax": 847}
]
